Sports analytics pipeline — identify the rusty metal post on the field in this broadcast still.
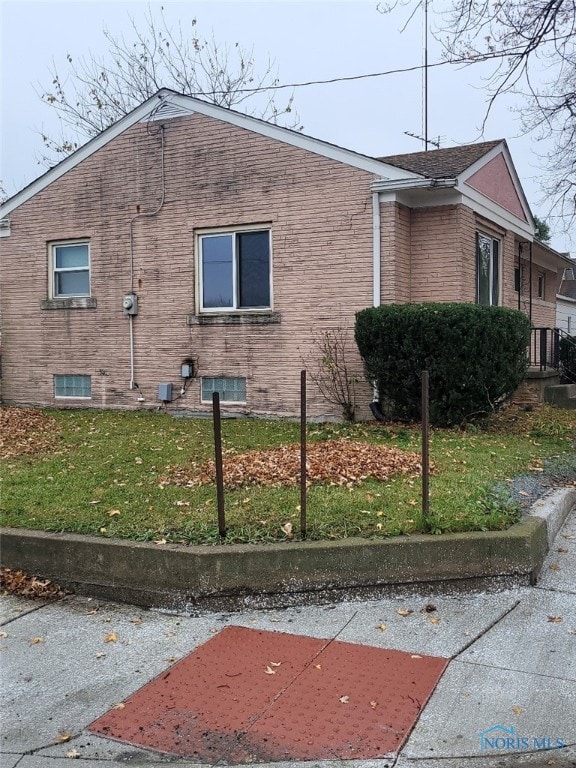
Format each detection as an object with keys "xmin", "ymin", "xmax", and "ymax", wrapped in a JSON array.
[
  {"xmin": 421, "ymin": 370, "xmax": 430, "ymax": 528},
  {"xmin": 300, "ymin": 369, "xmax": 307, "ymax": 538},
  {"xmin": 212, "ymin": 392, "xmax": 226, "ymax": 538}
]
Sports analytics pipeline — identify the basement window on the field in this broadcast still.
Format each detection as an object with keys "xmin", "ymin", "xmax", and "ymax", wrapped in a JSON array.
[
  {"xmin": 201, "ymin": 376, "xmax": 246, "ymax": 404},
  {"xmin": 54, "ymin": 374, "xmax": 92, "ymax": 399}
]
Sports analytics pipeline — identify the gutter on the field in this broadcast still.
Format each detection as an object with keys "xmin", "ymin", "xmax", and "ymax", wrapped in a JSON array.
[{"xmin": 371, "ymin": 177, "xmax": 458, "ymax": 192}]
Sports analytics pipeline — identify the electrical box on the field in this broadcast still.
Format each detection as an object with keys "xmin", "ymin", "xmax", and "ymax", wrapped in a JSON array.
[
  {"xmin": 181, "ymin": 362, "xmax": 194, "ymax": 379},
  {"xmin": 158, "ymin": 382, "xmax": 173, "ymax": 402},
  {"xmin": 122, "ymin": 293, "xmax": 138, "ymax": 316}
]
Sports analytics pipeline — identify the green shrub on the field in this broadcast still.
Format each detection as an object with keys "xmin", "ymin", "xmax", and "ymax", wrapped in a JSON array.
[
  {"xmin": 355, "ymin": 303, "xmax": 531, "ymax": 426},
  {"xmin": 559, "ymin": 334, "xmax": 576, "ymax": 383}
]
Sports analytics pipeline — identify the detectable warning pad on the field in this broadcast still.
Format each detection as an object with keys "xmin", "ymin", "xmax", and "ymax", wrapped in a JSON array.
[{"xmin": 88, "ymin": 625, "xmax": 447, "ymax": 762}]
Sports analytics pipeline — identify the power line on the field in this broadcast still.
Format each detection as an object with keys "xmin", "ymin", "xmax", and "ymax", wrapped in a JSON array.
[{"xmin": 192, "ymin": 37, "xmax": 574, "ymax": 97}]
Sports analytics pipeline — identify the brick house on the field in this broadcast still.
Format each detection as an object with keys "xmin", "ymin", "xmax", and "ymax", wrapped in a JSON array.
[{"xmin": 0, "ymin": 89, "xmax": 570, "ymax": 419}]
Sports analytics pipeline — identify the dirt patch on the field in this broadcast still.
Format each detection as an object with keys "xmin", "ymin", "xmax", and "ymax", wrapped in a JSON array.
[
  {"xmin": 166, "ymin": 439, "xmax": 427, "ymax": 489},
  {"xmin": 0, "ymin": 407, "xmax": 60, "ymax": 458}
]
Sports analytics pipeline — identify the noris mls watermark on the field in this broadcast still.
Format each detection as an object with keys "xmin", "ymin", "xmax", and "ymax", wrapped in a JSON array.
[{"xmin": 480, "ymin": 725, "xmax": 566, "ymax": 752}]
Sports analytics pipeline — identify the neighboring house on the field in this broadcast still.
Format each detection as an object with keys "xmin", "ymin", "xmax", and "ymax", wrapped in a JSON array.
[
  {"xmin": 0, "ymin": 89, "xmax": 571, "ymax": 419},
  {"xmin": 557, "ymin": 260, "xmax": 576, "ymax": 335}
]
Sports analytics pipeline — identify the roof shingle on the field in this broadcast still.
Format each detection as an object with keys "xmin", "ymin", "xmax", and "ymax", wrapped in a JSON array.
[{"xmin": 377, "ymin": 140, "xmax": 503, "ymax": 179}]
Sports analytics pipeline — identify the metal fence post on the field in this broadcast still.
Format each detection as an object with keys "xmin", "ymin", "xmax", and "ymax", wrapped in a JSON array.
[
  {"xmin": 300, "ymin": 370, "xmax": 307, "ymax": 539},
  {"xmin": 212, "ymin": 392, "xmax": 226, "ymax": 538},
  {"xmin": 421, "ymin": 370, "xmax": 430, "ymax": 529}
]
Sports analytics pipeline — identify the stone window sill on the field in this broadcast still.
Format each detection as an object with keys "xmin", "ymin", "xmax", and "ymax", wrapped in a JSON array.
[
  {"xmin": 41, "ymin": 297, "xmax": 97, "ymax": 310},
  {"xmin": 187, "ymin": 312, "xmax": 281, "ymax": 326}
]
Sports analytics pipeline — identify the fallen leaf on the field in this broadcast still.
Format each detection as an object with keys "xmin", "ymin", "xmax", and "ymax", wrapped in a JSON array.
[
  {"xmin": 54, "ymin": 731, "xmax": 73, "ymax": 743},
  {"xmin": 314, "ymin": 664, "xmax": 322, "ymax": 670},
  {"xmin": 135, "ymin": 457, "xmax": 143, "ymax": 464},
  {"xmin": 66, "ymin": 748, "xmax": 80, "ymax": 758},
  {"xmin": 370, "ymin": 700, "xmax": 378, "ymax": 709},
  {"xmin": 411, "ymin": 654, "xmax": 423, "ymax": 659},
  {"xmin": 154, "ymin": 539, "xmax": 167, "ymax": 545},
  {"xmin": 95, "ymin": 652, "xmax": 106, "ymax": 659},
  {"xmin": 269, "ymin": 661, "xmax": 282, "ymax": 667},
  {"xmin": 396, "ymin": 608, "xmax": 413, "ymax": 617},
  {"xmin": 89, "ymin": 500, "xmax": 101, "ymax": 504},
  {"xmin": 104, "ymin": 631, "xmax": 118, "ymax": 642},
  {"xmin": 264, "ymin": 666, "xmax": 276, "ymax": 675},
  {"xmin": 113, "ymin": 702, "xmax": 126, "ymax": 709},
  {"xmin": 512, "ymin": 706, "xmax": 523, "ymax": 715},
  {"xmin": 107, "ymin": 509, "xmax": 121, "ymax": 517},
  {"xmin": 339, "ymin": 695, "xmax": 349, "ymax": 703},
  {"xmin": 165, "ymin": 656, "xmax": 177, "ymax": 663},
  {"xmin": 422, "ymin": 603, "xmax": 437, "ymax": 613},
  {"xmin": 557, "ymin": 547, "xmax": 569, "ymax": 554},
  {"xmin": 281, "ymin": 522, "xmax": 293, "ymax": 539},
  {"xmin": 130, "ymin": 617, "xmax": 143, "ymax": 625},
  {"xmin": 377, "ymin": 623, "xmax": 387, "ymax": 632},
  {"xmin": 0, "ymin": 631, "xmax": 8, "ymax": 639},
  {"xmin": 548, "ymin": 562, "xmax": 561, "ymax": 571},
  {"xmin": 428, "ymin": 616, "xmax": 441, "ymax": 624},
  {"xmin": 547, "ymin": 616, "xmax": 563, "ymax": 623},
  {"xmin": 30, "ymin": 636, "xmax": 45, "ymax": 645}
]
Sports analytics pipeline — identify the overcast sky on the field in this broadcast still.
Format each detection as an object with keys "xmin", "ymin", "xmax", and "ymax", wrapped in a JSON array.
[{"xmin": 1, "ymin": 0, "xmax": 574, "ymax": 253}]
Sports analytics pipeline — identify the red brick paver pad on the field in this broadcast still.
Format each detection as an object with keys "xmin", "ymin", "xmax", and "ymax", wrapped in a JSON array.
[{"xmin": 89, "ymin": 626, "xmax": 447, "ymax": 762}]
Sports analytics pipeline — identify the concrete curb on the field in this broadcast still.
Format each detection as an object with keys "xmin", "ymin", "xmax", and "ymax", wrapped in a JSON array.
[{"xmin": 2, "ymin": 488, "xmax": 574, "ymax": 611}]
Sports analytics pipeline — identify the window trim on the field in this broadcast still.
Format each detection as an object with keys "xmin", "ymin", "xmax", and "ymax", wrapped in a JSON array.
[
  {"xmin": 200, "ymin": 376, "xmax": 247, "ymax": 405},
  {"xmin": 476, "ymin": 231, "xmax": 500, "ymax": 306},
  {"xmin": 53, "ymin": 374, "xmax": 92, "ymax": 400},
  {"xmin": 49, "ymin": 240, "xmax": 91, "ymax": 299},
  {"xmin": 196, "ymin": 225, "xmax": 272, "ymax": 314}
]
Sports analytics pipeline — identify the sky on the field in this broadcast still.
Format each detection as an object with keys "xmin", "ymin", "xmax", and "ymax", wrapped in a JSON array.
[{"xmin": 1, "ymin": 0, "xmax": 574, "ymax": 254}]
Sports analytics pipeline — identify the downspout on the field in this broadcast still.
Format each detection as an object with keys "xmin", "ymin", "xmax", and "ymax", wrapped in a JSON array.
[
  {"xmin": 372, "ymin": 190, "xmax": 381, "ymax": 404},
  {"xmin": 372, "ymin": 190, "xmax": 381, "ymax": 307}
]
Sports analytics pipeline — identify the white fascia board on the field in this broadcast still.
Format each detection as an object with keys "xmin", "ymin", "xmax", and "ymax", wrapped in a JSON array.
[
  {"xmin": 0, "ymin": 93, "xmax": 169, "ymax": 218},
  {"xmin": 557, "ymin": 294, "xmax": 576, "ymax": 304},
  {"xmin": 459, "ymin": 141, "xmax": 535, "ymax": 227},
  {"xmin": 0, "ymin": 90, "xmax": 416, "ymax": 219},
  {"xmin": 166, "ymin": 93, "xmax": 416, "ymax": 178},
  {"xmin": 371, "ymin": 177, "xmax": 457, "ymax": 192}
]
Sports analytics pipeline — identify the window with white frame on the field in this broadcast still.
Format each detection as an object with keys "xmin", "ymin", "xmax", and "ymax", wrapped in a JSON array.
[
  {"xmin": 54, "ymin": 374, "xmax": 91, "ymax": 399},
  {"xmin": 476, "ymin": 232, "xmax": 500, "ymax": 306},
  {"xmin": 51, "ymin": 241, "xmax": 90, "ymax": 298},
  {"xmin": 201, "ymin": 376, "xmax": 246, "ymax": 404},
  {"xmin": 198, "ymin": 228, "xmax": 270, "ymax": 311}
]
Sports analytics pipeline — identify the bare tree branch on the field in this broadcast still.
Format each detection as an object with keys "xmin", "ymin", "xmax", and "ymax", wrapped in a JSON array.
[{"xmin": 36, "ymin": 6, "xmax": 300, "ymax": 166}]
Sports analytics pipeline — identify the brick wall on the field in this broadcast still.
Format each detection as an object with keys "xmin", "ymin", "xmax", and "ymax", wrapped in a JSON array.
[{"xmin": 0, "ymin": 114, "xmax": 378, "ymax": 419}]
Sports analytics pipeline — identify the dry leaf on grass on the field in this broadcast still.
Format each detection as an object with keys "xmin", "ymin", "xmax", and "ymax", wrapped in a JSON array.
[
  {"xmin": 164, "ymin": 439, "xmax": 428, "ymax": 489},
  {"xmin": 104, "ymin": 632, "xmax": 118, "ymax": 643},
  {"xmin": 0, "ymin": 407, "xmax": 60, "ymax": 458}
]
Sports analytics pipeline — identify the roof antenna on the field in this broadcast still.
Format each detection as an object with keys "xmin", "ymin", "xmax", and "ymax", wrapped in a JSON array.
[{"xmin": 403, "ymin": 0, "xmax": 439, "ymax": 151}]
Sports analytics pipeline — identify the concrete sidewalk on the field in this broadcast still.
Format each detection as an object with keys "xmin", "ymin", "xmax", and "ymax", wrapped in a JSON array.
[{"xmin": 1, "ymin": 506, "xmax": 575, "ymax": 768}]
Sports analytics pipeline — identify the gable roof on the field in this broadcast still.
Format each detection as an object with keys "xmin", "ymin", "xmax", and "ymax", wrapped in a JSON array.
[
  {"xmin": 378, "ymin": 140, "xmax": 502, "ymax": 179},
  {"xmin": 0, "ymin": 89, "xmax": 417, "ymax": 218}
]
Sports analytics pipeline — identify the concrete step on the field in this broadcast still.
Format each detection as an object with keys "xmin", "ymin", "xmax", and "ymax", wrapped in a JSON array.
[{"xmin": 544, "ymin": 383, "xmax": 576, "ymax": 408}]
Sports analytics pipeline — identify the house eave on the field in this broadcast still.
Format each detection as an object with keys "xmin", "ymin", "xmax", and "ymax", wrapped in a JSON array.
[{"xmin": 371, "ymin": 177, "xmax": 458, "ymax": 192}]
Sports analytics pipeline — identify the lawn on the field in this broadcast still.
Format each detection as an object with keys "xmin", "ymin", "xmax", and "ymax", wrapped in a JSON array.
[{"xmin": 0, "ymin": 405, "xmax": 574, "ymax": 545}]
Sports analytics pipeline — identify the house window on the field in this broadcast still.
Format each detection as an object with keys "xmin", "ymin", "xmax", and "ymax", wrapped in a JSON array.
[
  {"xmin": 201, "ymin": 376, "xmax": 246, "ymax": 404},
  {"xmin": 51, "ymin": 241, "xmax": 90, "ymax": 297},
  {"xmin": 198, "ymin": 228, "xmax": 270, "ymax": 311},
  {"xmin": 537, "ymin": 273, "xmax": 545, "ymax": 299},
  {"xmin": 54, "ymin": 374, "xmax": 91, "ymax": 399},
  {"xmin": 476, "ymin": 233, "xmax": 500, "ymax": 306}
]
